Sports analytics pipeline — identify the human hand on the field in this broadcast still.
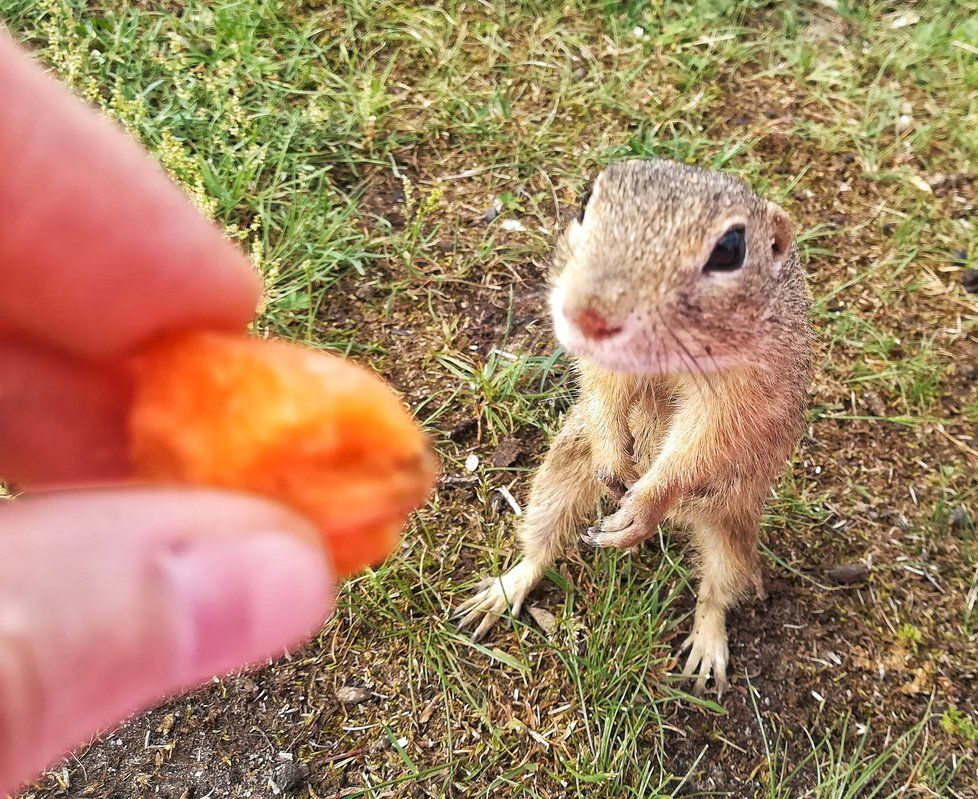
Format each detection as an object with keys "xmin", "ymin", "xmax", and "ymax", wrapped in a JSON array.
[{"xmin": 0, "ymin": 33, "xmax": 334, "ymax": 793}]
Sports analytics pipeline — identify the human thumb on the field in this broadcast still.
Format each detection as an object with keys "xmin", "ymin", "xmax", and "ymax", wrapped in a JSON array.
[{"xmin": 0, "ymin": 487, "xmax": 334, "ymax": 793}]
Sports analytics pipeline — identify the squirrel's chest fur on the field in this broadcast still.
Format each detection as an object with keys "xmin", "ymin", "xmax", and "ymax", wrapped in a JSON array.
[
  {"xmin": 625, "ymin": 377, "xmax": 678, "ymax": 473},
  {"xmin": 584, "ymin": 364, "xmax": 806, "ymax": 488}
]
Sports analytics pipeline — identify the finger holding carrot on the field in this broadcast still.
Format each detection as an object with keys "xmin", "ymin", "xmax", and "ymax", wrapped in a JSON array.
[{"xmin": 0, "ymin": 32, "xmax": 434, "ymax": 794}]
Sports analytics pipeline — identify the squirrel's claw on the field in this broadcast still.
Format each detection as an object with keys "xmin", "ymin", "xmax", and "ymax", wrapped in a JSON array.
[
  {"xmin": 581, "ymin": 526, "xmax": 602, "ymax": 547},
  {"xmin": 453, "ymin": 561, "xmax": 541, "ymax": 641},
  {"xmin": 679, "ymin": 606, "xmax": 729, "ymax": 698}
]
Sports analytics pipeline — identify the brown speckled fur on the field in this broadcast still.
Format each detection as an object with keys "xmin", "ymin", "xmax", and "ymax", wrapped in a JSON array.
[{"xmin": 456, "ymin": 159, "xmax": 813, "ymax": 695}]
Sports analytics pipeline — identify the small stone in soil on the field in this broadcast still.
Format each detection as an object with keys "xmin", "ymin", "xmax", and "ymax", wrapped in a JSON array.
[
  {"xmin": 949, "ymin": 507, "xmax": 972, "ymax": 531},
  {"xmin": 335, "ymin": 685, "xmax": 371, "ymax": 705},
  {"xmin": 862, "ymin": 390, "xmax": 886, "ymax": 417},
  {"xmin": 826, "ymin": 562, "xmax": 870, "ymax": 585},
  {"xmin": 527, "ymin": 605, "xmax": 558, "ymax": 635},
  {"xmin": 272, "ymin": 761, "xmax": 310, "ymax": 795},
  {"xmin": 354, "ymin": 283, "xmax": 378, "ymax": 301},
  {"xmin": 962, "ymin": 269, "xmax": 978, "ymax": 294},
  {"xmin": 481, "ymin": 206, "xmax": 499, "ymax": 223}
]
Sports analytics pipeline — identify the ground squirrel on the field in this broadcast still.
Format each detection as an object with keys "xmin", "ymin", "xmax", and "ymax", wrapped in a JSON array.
[{"xmin": 456, "ymin": 158, "xmax": 812, "ymax": 695}]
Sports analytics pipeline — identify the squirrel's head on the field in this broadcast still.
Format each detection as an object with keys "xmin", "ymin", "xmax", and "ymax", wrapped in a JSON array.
[{"xmin": 551, "ymin": 159, "xmax": 796, "ymax": 374}]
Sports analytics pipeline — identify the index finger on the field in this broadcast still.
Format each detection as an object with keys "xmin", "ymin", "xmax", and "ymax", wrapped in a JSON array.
[{"xmin": 0, "ymin": 33, "xmax": 261, "ymax": 359}]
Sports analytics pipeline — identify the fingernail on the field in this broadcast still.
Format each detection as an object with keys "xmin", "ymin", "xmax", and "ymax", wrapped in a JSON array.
[{"xmin": 161, "ymin": 533, "xmax": 333, "ymax": 682}]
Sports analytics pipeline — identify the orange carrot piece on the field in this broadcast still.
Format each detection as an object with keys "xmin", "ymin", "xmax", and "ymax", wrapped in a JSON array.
[{"xmin": 129, "ymin": 331, "xmax": 437, "ymax": 577}]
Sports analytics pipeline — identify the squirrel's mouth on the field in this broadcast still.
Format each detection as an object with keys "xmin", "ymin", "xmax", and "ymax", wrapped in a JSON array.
[{"xmin": 551, "ymin": 286, "xmax": 739, "ymax": 375}]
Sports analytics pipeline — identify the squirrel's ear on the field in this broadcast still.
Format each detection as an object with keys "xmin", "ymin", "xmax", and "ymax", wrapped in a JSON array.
[{"xmin": 766, "ymin": 201, "xmax": 794, "ymax": 272}]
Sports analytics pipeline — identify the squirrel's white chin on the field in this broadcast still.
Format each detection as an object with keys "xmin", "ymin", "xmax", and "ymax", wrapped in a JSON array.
[
  {"xmin": 555, "ymin": 320, "xmax": 741, "ymax": 375},
  {"xmin": 575, "ymin": 345, "xmax": 737, "ymax": 376}
]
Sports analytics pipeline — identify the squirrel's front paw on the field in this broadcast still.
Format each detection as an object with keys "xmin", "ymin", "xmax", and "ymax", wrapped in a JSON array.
[
  {"xmin": 583, "ymin": 489, "xmax": 662, "ymax": 549},
  {"xmin": 595, "ymin": 463, "xmax": 638, "ymax": 501}
]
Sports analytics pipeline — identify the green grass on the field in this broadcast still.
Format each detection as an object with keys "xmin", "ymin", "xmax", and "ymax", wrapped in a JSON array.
[
  {"xmin": 752, "ymin": 702, "xmax": 959, "ymax": 799},
  {"xmin": 5, "ymin": 0, "xmax": 978, "ymax": 796},
  {"xmin": 434, "ymin": 348, "xmax": 571, "ymax": 443}
]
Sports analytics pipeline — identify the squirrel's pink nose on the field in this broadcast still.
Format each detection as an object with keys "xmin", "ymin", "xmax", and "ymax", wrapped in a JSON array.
[{"xmin": 566, "ymin": 305, "xmax": 622, "ymax": 340}]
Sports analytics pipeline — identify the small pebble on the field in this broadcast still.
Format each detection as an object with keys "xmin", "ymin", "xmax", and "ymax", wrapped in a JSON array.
[
  {"xmin": 271, "ymin": 761, "xmax": 310, "ymax": 795},
  {"xmin": 527, "ymin": 605, "xmax": 558, "ymax": 635},
  {"xmin": 949, "ymin": 507, "xmax": 972, "ymax": 531},
  {"xmin": 481, "ymin": 206, "xmax": 499, "ymax": 223},
  {"xmin": 890, "ymin": 11, "xmax": 920, "ymax": 29},
  {"xmin": 962, "ymin": 269, "xmax": 978, "ymax": 294},
  {"xmin": 826, "ymin": 563, "xmax": 870, "ymax": 586},
  {"xmin": 465, "ymin": 453, "xmax": 479, "ymax": 472},
  {"xmin": 335, "ymin": 685, "xmax": 370, "ymax": 705},
  {"xmin": 862, "ymin": 390, "xmax": 886, "ymax": 417},
  {"xmin": 354, "ymin": 283, "xmax": 378, "ymax": 301}
]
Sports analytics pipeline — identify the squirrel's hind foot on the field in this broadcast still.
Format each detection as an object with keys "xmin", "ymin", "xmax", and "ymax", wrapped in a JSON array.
[
  {"xmin": 453, "ymin": 560, "xmax": 541, "ymax": 642},
  {"xmin": 679, "ymin": 602, "xmax": 729, "ymax": 698}
]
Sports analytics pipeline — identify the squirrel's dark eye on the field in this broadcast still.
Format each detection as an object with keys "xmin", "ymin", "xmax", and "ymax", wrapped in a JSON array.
[
  {"xmin": 703, "ymin": 226, "xmax": 746, "ymax": 273},
  {"xmin": 577, "ymin": 188, "xmax": 592, "ymax": 223}
]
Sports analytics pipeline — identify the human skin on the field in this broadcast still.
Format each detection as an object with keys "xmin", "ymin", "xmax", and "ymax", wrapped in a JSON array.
[{"xmin": 0, "ymin": 32, "xmax": 334, "ymax": 793}]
